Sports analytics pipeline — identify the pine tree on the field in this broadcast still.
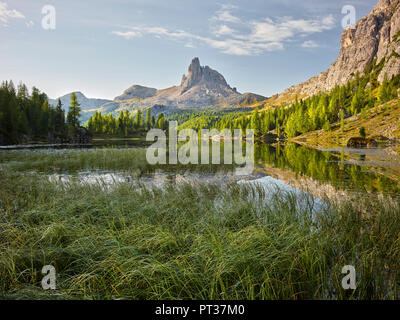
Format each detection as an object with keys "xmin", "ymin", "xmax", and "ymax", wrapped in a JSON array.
[
  {"xmin": 55, "ymin": 99, "xmax": 66, "ymax": 134},
  {"xmin": 378, "ymin": 75, "xmax": 390, "ymax": 104},
  {"xmin": 340, "ymin": 109, "xmax": 345, "ymax": 133},
  {"xmin": 134, "ymin": 110, "xmax": 142, "ymax": 129},
  {"xmin": 146, "ymin": 109, "xmax": 151, "ymax": 130},
  {"xmin": 117, "ymin": 112, "xmax": 125, "ymax": 135},
  {"xmin": 250, "ymin": 108, "xmax": 261, "ymax": 136},
  {"xmin": 39, "ymin": 100, "xmax": 50, "ymax": 135},
  {"xmin": 67, "ymin": 93, "xmax": 81, "ymax": 128},
  {"xmin": 359, "ymin": 127, "xmax": 366, "ymax": 138},
  {"xmin": 156, "ymin": 114, "xmax": 165, "ymax": 130}
]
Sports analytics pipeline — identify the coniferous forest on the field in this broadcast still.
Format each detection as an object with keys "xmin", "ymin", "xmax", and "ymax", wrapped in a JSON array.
[
  {"xmin": 173, "ymin": 65, "xmax": 400, "ymax": 139},
  {"xmin": 87, "ymin": 110, "xmax": 167, "ymax": 136},
  {"xmin": 0, "ymin": 81, "xmax": 87, "ymax": 145}
]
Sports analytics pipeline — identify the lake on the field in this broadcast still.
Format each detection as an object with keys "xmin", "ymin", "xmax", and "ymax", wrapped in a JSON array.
[{"xmin": 1, "ymin": 138, "xmax": 400, "ymax": 199}]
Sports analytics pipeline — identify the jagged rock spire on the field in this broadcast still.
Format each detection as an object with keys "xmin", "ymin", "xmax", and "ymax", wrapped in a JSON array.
[{"xmin": 180, "ymin": 57, "xmax": 231, "ymax": 94}]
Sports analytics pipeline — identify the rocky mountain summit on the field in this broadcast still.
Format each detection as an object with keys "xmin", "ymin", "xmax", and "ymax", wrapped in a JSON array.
[
  {"xmin": 114, "ymin": 57, "xmax": 264, "ymax": 110},
  {"xmin": 179, "ymin": 57, "xmax": 240, "ymax": 100},
  {"xmin": 270, "ymin": 0, "xmax": 400, "ymax": 104}
]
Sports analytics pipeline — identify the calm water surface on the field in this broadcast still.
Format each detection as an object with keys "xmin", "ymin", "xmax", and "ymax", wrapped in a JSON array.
[{"xmin": 1, "ymin": 139, "xmax": 400, "ymax": 196}]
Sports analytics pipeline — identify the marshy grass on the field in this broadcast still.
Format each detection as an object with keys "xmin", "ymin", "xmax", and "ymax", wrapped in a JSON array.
[
  {"xmin": 0, "ymin": 148, "xmax": 238, "ymax": 176},
  {"xmin": 1, "ymin": 168, "xmax": 400, "ymax": 300}
]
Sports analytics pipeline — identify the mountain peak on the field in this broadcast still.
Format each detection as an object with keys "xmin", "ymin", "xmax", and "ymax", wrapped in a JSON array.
[
  {"xmin": 188, "ymin": 57, "xmax": 201, "ymax": 73},
  {"xmin": 180, "ymin": 57, "xmax": 203, "ymax": 90},
  {"xmin": 114, "ymin": 85, "xmax": 157, "ymax": 101},
  {"xmin": 73, "ymin": 91, "xmax": 86, "ymax": 98},
  {"xmin": 180, "ymin": 57, "xmax": 231, "ymax": 94},
  {"xmin": 269, "ymin": 0, "xmax": 400, "ymax": 104},
  {"xmin": 112, "ymin": 57, "xmax": 265, "ymax": 109}
]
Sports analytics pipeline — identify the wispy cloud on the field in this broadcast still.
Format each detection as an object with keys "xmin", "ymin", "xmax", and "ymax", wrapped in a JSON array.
[
  {"xmin": 211, "ymin": 4, "xmax": 241, "ymax": 23},
  {"xmin": 111, "ymin": 4, "xmax": 335, "ymax": 56},
  {"xmin": 184, "ymin": 42, "xmax": 195, "ymax": 48},
  {"xmin": 203, "ymin": 38, "xmax": 284, "ymax": 56},
  {"xmin": 111, "ymin": 30, "xmax": 142, "ymax": 40},
  {"xmin": 302, "ymin": 40, "xmax": 319, "ymax": 48},
  {"xmin": 213, "ymin": 25, "xmax": 236, "ymax": 37},
  {"xmin": 248, "ymin": 15, "xmax": 335, "ymax": 43},
  {"xmin": 0, "ymin": 1, "xmax": 24, "ymax": 26}
]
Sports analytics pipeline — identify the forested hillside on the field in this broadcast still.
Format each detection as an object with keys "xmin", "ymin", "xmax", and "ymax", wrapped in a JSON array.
[
  {"xmin": 0, "ymin": 81, "xmax": 67, "ymax": 145},
  {"xmin": 0, "ymin": 81, "xmax": 88, "ymax": 145},
  {"xmin": 174, "ymin": 61, "xmax": 400, "ymax": 141},
  {"xmin": 87, "ymin": 110, "xmax": 167, "ymax": 136}
]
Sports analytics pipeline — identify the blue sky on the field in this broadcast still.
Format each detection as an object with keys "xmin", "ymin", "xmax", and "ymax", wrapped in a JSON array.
[{"xmin": 1, "ymin": 0, "xmax": 377, "ymax": 99}]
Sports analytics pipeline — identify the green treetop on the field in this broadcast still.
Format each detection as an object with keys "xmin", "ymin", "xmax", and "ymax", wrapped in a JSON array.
[{"xmin": 67, "ymin": 93, "xmax": 81, "ymax": 128}]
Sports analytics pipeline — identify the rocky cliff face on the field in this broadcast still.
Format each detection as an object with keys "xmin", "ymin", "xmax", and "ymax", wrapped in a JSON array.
[
  {"xmin": 272, "ymin": 0, "xmax": 400, "ymax": 103},
  {"xmin": 180, "ymin": 57, "xmax": 232, "ymax": 95}
]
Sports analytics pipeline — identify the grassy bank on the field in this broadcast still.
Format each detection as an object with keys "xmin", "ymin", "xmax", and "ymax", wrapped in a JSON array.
[
  {"xmin": 1, "ymin": 168, "xmax": 400, "ymax": 299},
  {"xmin": 292, "ymin": 99, "xmax": 400, "ymax": 150}
]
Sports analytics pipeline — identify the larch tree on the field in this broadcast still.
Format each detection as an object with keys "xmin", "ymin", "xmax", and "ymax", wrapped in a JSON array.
[{"xmin": 67, "ymin": 93, "xmax": 81, "ymax": 128}]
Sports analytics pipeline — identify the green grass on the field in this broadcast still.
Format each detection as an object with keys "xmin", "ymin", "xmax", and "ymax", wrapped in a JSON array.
[
  {"xmin": 1, "ymin": 167, "xmax": 400, "ymax": 300},
  {"xmin": 0, "ymin": 148, "xmax": 237, "ymax": 175}
]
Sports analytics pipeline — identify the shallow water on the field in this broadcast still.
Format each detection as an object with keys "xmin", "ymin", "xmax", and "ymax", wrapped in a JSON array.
[
  {"xmin": 1, "ymin": 139, "xmax": 400, "ymax": 197},
  {"xmin": 238, "ymin": 176, "xmax": 326, "ymax": 213},
  {"xmin": 255, "ymin": 143, "xmax": 400, "ymax": 196},
  {"xmin": 48, "ymin": 170, "xmax": 254, "ymax": 189}
]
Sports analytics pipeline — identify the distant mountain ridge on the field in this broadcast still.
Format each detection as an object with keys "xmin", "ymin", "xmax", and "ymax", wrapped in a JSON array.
[
  {"xmin": 49, "ymin": 58, "xmax": 266, "ymax": 121},
  {"xmin": 112, "ymin": 57, "xmax": 265, "ymax": 111},
  {"xmin": 48, "ymin": 92, "xmax": 113, "ymax": 122},
  {"xmin": 114, "ymin": 85, "xmax": 157, "ymax": 101}
]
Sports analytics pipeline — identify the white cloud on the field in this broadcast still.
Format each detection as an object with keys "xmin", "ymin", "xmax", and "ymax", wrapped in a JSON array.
[
  {"xmin": 213, "ymin": 25, "xmax": 236, "ymax": 37},
  {"xmin": 302, "ymin": 40, "xmax": 319, "ymax": 48},
  {"xmin": 211, "ymin": 4, "xmax": 241, "ymax": 23},
  {"xmin": 111, "ymin": 30, "xmax": 142, "ymax": 39},
  {"xmin": 249, "ymin": 19, "xmax": 293, "ymax": 43},
  {"xmin": 322, "ymin": 15, "xmax": 335, "ymax": 27},
  {"xmin": 280, "ymin": 15, "xmax": 335, "ymax": 33},
  {"xmin": 111, "ymin": 5, "xmax": 336, "ymax": 56},
  {"xmin": 215, "ymin": 11, "xmax": 241, "ymax": 23},
  {"xmin": 113, "ymin": 26, "xmax": 193, "ymax": 40},
  {"xmin": 249, "ymin": 15, "xmax": 335, "ymax": 43},
  {"xmin": 209, "ymin": 39, "xmax": 284, "ymax": 55},
  {"xmin": 0, "ymin": 1, "xmax": 25, "ymax": 26}
]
